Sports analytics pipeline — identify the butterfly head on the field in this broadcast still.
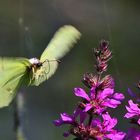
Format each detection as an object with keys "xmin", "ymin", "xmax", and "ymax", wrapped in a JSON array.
[{"xmin": 29, "ymin": 58, "xmax": 42, "ymax": 67}]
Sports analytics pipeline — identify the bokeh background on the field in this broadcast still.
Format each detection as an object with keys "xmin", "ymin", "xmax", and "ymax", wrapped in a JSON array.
[{"xmin": 0, "ymin": 0, "xmax": 140, "ymax": 140}]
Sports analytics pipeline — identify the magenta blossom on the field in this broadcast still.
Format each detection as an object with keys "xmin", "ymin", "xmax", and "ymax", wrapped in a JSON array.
[
  {"xmin": 53, "ymin": 107, "xmax": 87, "ymax": 127},
  {"xmin": 74, "ymin": 87, "xmax": 125, "ymax": 114},
  {"xmin": 53, "ymin": 113, "xmax": 75, "ymax": 126},
  {"xmin": 53, "ymin": 108, "xmax": 87, "ymax": 137},
  {"xmin": 124, "ymin": 100, "xmax": 140, "ymax": 125},
  {"xmin": 91, "ymin": 112, "xmax": 126, "ymax": 140},
  {"xmin": 53, "ymin": 108, "xmax": 126, "ymax": 139}
]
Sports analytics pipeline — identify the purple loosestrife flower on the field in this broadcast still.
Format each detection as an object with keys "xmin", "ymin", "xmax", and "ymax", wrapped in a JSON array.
[
  {"xmin": 74, "ymin": 87, "xmax": 124, "ymax": 115},
  {"xmin": 54, "ymin": 107, "xmax": 87, "ymax": 127},
  {"xmin": 53, "ymin": 40, "xmax": 126, "ymax": 139},
  {"xmin": 124, "ymin": 100, "xmax": 140, "ymax": 125},
  {"xmin": 54, "ymin": 110, "xmax": 126, "ymax": 140},
  {"xmin": 91, "ymin": 112, "xmax": 126, "ymax": 140},
  {"xmin": 53, "ymin": 108, "xmax": 87, "ymax": 137},
  {"xmin": 54, "ymin": 113, "xmax": 75, "ymax": 126}
]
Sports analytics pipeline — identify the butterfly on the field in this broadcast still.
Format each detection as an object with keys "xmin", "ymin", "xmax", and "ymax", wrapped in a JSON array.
[{"xmin": 0, "ymin": 25, "xmax": 81, "ymax": 107}]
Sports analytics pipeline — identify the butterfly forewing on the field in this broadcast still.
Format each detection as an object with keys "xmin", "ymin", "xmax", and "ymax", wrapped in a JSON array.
[
  {"xmin": 33, "ymin": 25, "xmax": 81, "ymax": 86},
  {"xmin": 0, "ymin": 58, "xmax": 31, "ymax": 107}
]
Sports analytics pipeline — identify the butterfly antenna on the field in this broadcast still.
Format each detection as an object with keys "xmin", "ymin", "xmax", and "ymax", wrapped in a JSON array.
[
  {"xmin": 41, "ymin": 59, "xmax": 60, "ymax": 75},
  {"xmin": 56, "ymin": 60, "xmax": 61, "ymax": 63},
  {"xmin": 42, "ymin": 59, "xmax": 61, "ymax": 64}
]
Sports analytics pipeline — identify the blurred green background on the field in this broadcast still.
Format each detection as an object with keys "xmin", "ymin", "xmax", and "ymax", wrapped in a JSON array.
[{"xmin": 0, "ymin": 0, "xmax": 140, "ymax": 140}]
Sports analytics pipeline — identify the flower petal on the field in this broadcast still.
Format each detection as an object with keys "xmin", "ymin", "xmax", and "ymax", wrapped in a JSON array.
[
  {"xmin": 60, "ymin": 113, "xmax": 73, "ymax": 122},
  {"xmin": 138, "ymin": 118, "xmax": 140, "ymax": 125},
  {"xmin": 128, "ymin": 100, "xmax": 139, "ymax": 109},
  {"xmin": 124, "ymin": 112, "xmax": 137, "ymax": 118},
  {"xmin": 74, "ymin": 88, "xmax": 90, "ymax": 101},
  {"xmin": 103, "ymin": 99, "xmax": 121, "ymax": 108},
  {"xmin": 97, "ymin": 88, "xmax": 114, "ymax": 100},
  {"xmin": 53, "ymin": 119, "xmax": 63, "ymax": 126},
  {"xmin": 106, "ymin": 132, "xmax": 126, "ymax": 140},
  {"xmin": 92, "ymin": 118, "xmax": 101, "ymax": 128},
  {"xmin": 125, "ymin": 106, "xmax": 140, "ymax": 115},
  {"xmin": 95, "ymin": 107, "xmax": 106, "ymax": 115},
  {"xmin": 113, "ymin": 93, "xmax": 125, "ymax": 100},
  {"xmin": 53, "ymin": 113, "xmax": 74, "ymax": 126},
  {"xmin": 106, "ymin": 118, "xmax": 117, "ymax": 130},
  {"xmin": 128, "ymin": 100, "xmax": 140, "ymax": 113},
  {"xmin": 84, "ymin": 103, "xmax": 92, "ymax": 112},
  {"xmin": 124, "ymin": 100, "xmax": 140, "ymax": 120}
]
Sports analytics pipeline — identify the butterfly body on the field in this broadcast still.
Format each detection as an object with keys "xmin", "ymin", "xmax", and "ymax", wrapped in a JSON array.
[
  {"xmin": 29, "ymin": 58, "xmax": 59, "ymax": 86},
  {"xmin": 0, "ymin": 25, "xmax": 81, "ymax": 107},
  {"xmin": 29, "ymin": 58, "xmax": 43, "ymax": 79}
]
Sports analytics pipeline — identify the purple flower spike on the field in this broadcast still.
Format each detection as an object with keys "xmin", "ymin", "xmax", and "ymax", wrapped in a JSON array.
[
  {"xmin": 53, "ymin": 40, "xmax": 126, "ymax": 139},
  {"xmin": 124, "ymin": 100, "xmax": 140, "ymax": 125}
]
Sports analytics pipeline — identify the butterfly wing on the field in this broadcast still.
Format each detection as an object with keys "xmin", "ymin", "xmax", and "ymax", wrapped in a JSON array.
[
  {"xmin": 30, "ymin": 25, "xmax": 81, "ymax": 86},
  {"xmin": 40, "ymin": 25, "xmax": 81, "ymax": 62},
  {"xmin": 0, "ymin": 58, "xmax": 31, "ymax": 107}
]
